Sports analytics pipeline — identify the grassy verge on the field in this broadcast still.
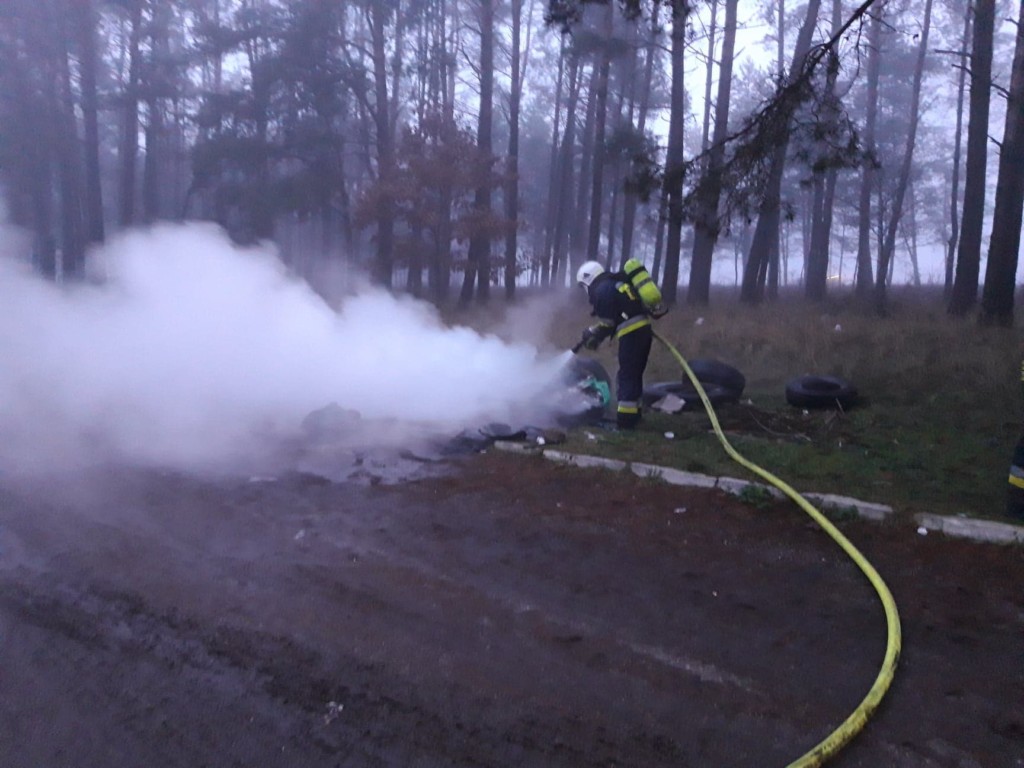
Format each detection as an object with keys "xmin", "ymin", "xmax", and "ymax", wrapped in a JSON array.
[{"xmin": 463, "ymin": 287, "xmax": 1024, "ymax": 522}]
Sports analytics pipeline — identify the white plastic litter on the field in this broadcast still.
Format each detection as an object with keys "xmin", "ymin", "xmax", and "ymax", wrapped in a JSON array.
[
  {"xmin": 917, "ymin": 526, "xmax": 928, "ymax": 536},
  {"xmin": 652, "ymin": 394, "xmax": 686, "ymax": 413},
  {"xmin": 664, "ymin": 431, "xmax": 675, "ymax": 439},
  {"xmin": 324, "ymin": 701, "xmax": 344, "ymax": 724},
  {"xmin": 695, "ymin": 317, "xmax": 705, "ymax": 326}
]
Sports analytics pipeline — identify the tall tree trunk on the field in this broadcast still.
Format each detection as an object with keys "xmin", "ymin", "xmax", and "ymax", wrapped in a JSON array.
[
  {"xmin": 979, "ymin": 0, "xmax": 1024, "ymax": 326},
  {"xmin": 619, "ymin": 5, "xmax": 659, "ymax": 268},
  {"xmin": 143, "ymin": 105, "xmax": 164, "ymax": 223},
  {"xmin": 949, "ymin": 0, "xmax": 995, "ymax": 315},
  {"xmin": 55, "ymin": 0, "xmax": 84, "ymax": 279},
  {"xmin": 700, "ymin": 0, "xmax": 719, "ymax": 151},
  {"xmin": 875, "ymin": 0, "xmax": 933, "ymax": 312},
  {"xmin": 740, "ymin": 0, "xmax": 821, "ymax": 304},
  {"xmin": 504, "ymin": 0, "xmax": 524, "ymax": 298},
  {"xmin": 460, "ymin": 0, "xmax": 495, "ymax": 304},
  {"xmin": 430, "ymin": 0, "xmax": 455, "ymax": 302},
  {"xmin": 552, "ymin": 55, "xmax": 582, "ymax": 286},
  {"xmin": 855, "ymin": 5, "xmax": 881, "ymax": 299},
  {"xmin": 804, "ymin": 0, "xmax": 843, "ymax": 300},
  {"xmin": 585, "ymin": 1, "xmax": 614, "ymax": 263},
  {"xmin": 569, "ymin": 63, "xmax": 598, "ymax": 279},
  {"xmin": 661, "ymin": 0, "xmax": 690, "ymax": 305},
  {"xmin": 143, "ymin": 5, "xmax": 169, "ymax": 224},
  {"xmin": 76, "ymin": 0, "xmax": 104, "ymax": 245},
  {"xmin": 542, "ymin": 38, "xmax": 567, "ymax": 285},
  {"xmin": 119, "ymin": 0, "xmax": 144, "ymax": 227},
  {"xmin": 904, "ymin": 179, "xmax": 922, "ymax": 285},
  {"xmin": 946, "ymin": 0, "xmax": 972, "ymax": 299},
  {"xmin": 370, "ymin": 2, "xmax": 395, "ymax": 287},
  {"xmin": 687, "ymin": 0, "xmax": 738, "ymax": 304}
]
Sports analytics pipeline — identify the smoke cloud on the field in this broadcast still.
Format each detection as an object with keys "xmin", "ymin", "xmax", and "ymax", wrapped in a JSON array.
[{"xmin": 0, "ymin": 223, "xmax": 574, "ymax": 475}]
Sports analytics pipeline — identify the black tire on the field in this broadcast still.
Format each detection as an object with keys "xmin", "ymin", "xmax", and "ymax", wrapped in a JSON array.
[
  {"xmin": 682, "ymin": 359, "xmax": 746, "ymax": 397},
  {"xmin": 785, "ymin": 375, "xmax": 858, "ymax": 410},
  {"xmin": 641, "ymin": 359, "xmax": 745, "ymax": 410},
  {"xmin": 642, "ymin": 381, "xmax": 739, "ymax": 409},
  {"xmin": 558, "ymin": 356, "xmax": 613, "ymax": 424},
  {"xmin": 563, "ymin": 356, "xmax": 611, "ymax": 390}
]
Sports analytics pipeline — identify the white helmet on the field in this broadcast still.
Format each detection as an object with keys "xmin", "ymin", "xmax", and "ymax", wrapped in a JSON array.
[{"xmin": 576, "ymin": 260, "xmax": 605, "ymax": 289}]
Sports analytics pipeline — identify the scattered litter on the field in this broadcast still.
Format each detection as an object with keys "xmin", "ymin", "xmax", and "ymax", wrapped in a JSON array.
[
  {"xmin": 664, "ymin": 431, "xmax": 675, "ymax": 440},
  {"xmin": 323, "ymin": 701, "xmax": 344, "ymax": 724},
  {"xmin": 584, "ymin": 431, "xmax": 598, "ymax": 441},
  {"xmin": 294, "ymin": 529, "xmax": 306, "ymax": 541},
  {"xmin": 917, "ymin": 526, "xmax": 928, "ymax": 536},
  {"xmin": 834, "ymin": 323, "xmax": 842, "ymax": 332},
  {"xmin": 712, "ymin": 590, "xmax": 718, "ymax": 597},
  {"xmin": 652, "ymin": 394, "xmax": 686, "ymax": 413},
  {"xmin": 674, "ymin": 507, "xmax": 687, "ymax": 514},
  {"xmin": 695, "ymin": 317, "xmax": 705, "ymax": 326},
  {"xmin": 536, "ymin": 437, "xmax": 546, "ymax": 446}
]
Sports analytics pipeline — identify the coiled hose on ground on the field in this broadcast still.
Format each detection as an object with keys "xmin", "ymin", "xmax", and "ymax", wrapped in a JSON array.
[{"xmin": 653, "ymin": 329, "xmax": 901, "ymax": 767}]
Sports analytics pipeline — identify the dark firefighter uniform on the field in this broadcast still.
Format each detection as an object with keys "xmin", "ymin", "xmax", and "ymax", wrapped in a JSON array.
[
  {"xmin": 580, "ymin": 273, "xmax": 653, "ymax": 429},
  {"xmin": 1008, "ymin": 359, "xmax": 1024, "ymax": 521}
]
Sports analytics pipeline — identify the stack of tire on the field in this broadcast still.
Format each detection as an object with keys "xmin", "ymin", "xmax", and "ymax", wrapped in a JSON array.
[{"xmin": 642, "ymin": 359, "xmax": 746, "ymax": 411}]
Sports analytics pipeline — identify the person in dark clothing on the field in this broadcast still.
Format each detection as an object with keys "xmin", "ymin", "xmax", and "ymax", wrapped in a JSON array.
[
  {"xmin": 1007, "ymin": 359, "xmax": 1024, "ymax": 521},
  {"xmin": 575, "ymin": 260, "xmax": 653, "ymax": 429}
]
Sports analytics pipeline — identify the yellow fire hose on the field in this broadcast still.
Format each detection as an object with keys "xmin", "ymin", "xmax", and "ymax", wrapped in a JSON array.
[{"xmin": 653, "ymin": 330, "xmax": 901, "ymax": 767}]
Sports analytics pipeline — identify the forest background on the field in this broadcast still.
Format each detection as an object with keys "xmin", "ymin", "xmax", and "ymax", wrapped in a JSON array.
[{"xmin": 1, "ymin": 0, "xmax": 1023, "ymax": 322}]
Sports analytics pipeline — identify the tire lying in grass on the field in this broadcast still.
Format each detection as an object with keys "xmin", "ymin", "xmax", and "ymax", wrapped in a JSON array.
[
  {"xmin": 642, "ymin": 359, "xmax": 746, "ymax": 410},
  {"xmin": 785, "ymin": 375, "xmax": 858, "ymax": 410},
  {"xmin": 683, "ymin": 359, "xmax": 746, "ymax": 397},
  {"xmin": 641, "ymin": 381, "xmax": 740, "ymax": 409}
]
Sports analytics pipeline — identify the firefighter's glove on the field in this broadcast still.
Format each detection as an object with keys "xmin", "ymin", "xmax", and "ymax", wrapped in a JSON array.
[{"xmin": 580, "ymin": 326, "xmax": 603, "ymax": 351}]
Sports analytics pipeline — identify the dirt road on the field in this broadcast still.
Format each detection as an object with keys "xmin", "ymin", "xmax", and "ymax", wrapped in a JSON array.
[{"xmin": 1, "ymin": 450, "xmax": 1021, "ymax": 767}]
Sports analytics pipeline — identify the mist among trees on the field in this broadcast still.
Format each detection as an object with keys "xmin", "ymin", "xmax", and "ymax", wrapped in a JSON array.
[{"xmin": 1, "ymin": 0, "xmax": 1022, "ymax": 321}]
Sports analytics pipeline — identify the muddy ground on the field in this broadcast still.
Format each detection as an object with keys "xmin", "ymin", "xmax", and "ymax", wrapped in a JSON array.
[{"xmin": 0, "ymin": 447, "xmax": 1022, "ymax": 768}]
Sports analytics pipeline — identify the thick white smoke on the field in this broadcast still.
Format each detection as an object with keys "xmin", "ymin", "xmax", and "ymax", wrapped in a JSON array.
[{"xmin": 0, "ymin": 223, "xmax": 574, "ymax": 474}]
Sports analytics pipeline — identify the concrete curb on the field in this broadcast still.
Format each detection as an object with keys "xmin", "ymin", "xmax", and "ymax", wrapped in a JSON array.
[
  {"xmin": 631, "ymin": 462, "xmax": 717, "ymax": 488},
  {"xmin": 491, "ymin": 440, "xmax": 541, "ymax": 455},
  {"xmin": 914, "ymin": 513, "xmax": 1024, "ymax": 545},
  {"xmin": 542, "ymin": 449, "xmax": 628, "ymax": 472},
  {"xmin": 491, "ymin": 442, "xmax": 1024, "ymax": 546}
]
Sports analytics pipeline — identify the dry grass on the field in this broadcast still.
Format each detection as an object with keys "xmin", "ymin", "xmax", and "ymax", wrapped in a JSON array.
[{"xmin": 453, "ymin": 285, "xmax": 1024, "ymax": 521}]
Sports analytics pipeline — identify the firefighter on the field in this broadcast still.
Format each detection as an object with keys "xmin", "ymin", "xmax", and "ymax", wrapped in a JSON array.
[
  {"xmin": 575, "ymin": 260, "xmax": 653, "ymax": 429},
  {"xmin": 1008, "ymin": 359, "xmax": 1024, "ymax": 521}
]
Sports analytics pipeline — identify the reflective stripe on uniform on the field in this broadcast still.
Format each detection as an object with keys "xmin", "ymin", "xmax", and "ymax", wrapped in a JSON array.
[
  {"xmin": 617, "ymin": 400, "xmax": 640, "ymax": 414},
  {"xmin": 1010, "ymin": 458, "xmax": 1024, "ymax": 486},
  {"xmin": 615, "ymin": 314, "xmax": 651, "ymax": 338}
]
